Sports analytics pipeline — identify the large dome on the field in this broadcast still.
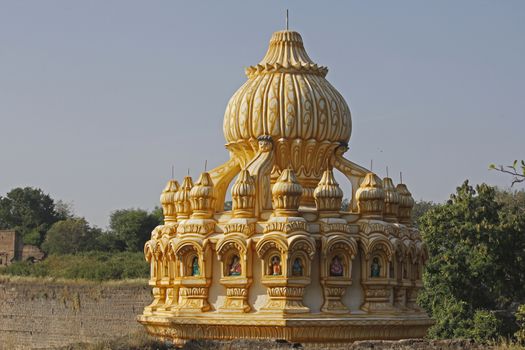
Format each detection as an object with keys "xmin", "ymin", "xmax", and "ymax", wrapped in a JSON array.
[{"xmin": 223, "ymin": 31, "xmax": 352, "ymax": 180}]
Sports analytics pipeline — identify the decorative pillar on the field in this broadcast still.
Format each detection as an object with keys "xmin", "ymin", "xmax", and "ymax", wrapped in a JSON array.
[
  {"xmin": 257, "ymin": 169, "xmax": 313, "ymax": 314},
  {"xmin": 217, "ymin": 237, "xmax": 252, "ymax": 313}
]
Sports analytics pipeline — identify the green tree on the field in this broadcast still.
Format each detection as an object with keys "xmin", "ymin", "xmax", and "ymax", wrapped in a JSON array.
[
  {"xmin": 0, "ymin": 187, "xmax": 64, "ymax": 246},
  {"xmin": 109, "ymin": 208, "xmax": 161, "ymax": 251},
  {"xmin": 412, "ymin": 199, "xmax": 437, "ymax": 228},
  {"xmin": 419, "ymin": 181, "xmax": 525, "ymax": 341},
  {"xmin": 41, "ymin": 218, "xmax": 101, "ymax": 255}
]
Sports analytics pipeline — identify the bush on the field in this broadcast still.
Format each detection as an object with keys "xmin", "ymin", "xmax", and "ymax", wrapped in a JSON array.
[
  {"xmin": 469, "ymin": 310, "xmax": 502, "ymax": 343},
  {"xmin": 0, "ymin": 251, "xmax": 148, "ymax": 281},
  {"xmin": 516, "ymin": 305, "xmax": 525, "ymax": 344}
]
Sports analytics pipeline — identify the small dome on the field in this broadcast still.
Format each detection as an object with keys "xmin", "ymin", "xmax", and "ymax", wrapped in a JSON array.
[
  {"xmin": 396, "ymin": 184, "xmax": 415, "ymax": 226},
  {"xmin": 356, "ymin": 173, "xmax": 385, "ymax": 219},
  {"xmin": 231, "ymin": 169, "xmax": 256, "ymax": 218},
  {"xmin": 272, "ymin": 168, "xmax": 302, "ymax": 216},
  {"xmin": 160, "ymin": 179, "xmax": 179, "ymax": 223},
  {"xmin": 190, "ymin": 172, "xmax": 215, "ymax": 219},
  {"xmin": 314, "ymin": 168, "xmax": 343, "ymax": 214},
  {"xmin": 223, "ymin": 30, "xmax": 351, "ymax": 183},
  {"xmin": 175, "ymin": 176, "xmax": 193, "ymax": 220},
  {"xmin": 382, "ymin": 177, "xmax": 400, "ymax": 223}
]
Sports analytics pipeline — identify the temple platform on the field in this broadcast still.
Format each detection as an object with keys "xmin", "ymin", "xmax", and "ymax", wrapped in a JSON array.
[{"xmin": 138, "ymin": 313, "xmax": 433, "ymax": 345}]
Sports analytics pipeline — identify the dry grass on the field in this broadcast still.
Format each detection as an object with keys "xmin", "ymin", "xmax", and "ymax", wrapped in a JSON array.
[
  {"xmin": 0, "ymin": 274, "xmax": 148, "ymax": 287},
  {"xmin": 54, "ymin": 332, "xmax": 175, "ymax": 350}
]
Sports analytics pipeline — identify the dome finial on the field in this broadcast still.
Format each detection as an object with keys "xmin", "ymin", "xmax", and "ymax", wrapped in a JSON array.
[{"xmin": 286, "ymin": 9, "xmax": 289, "ymax": 31}]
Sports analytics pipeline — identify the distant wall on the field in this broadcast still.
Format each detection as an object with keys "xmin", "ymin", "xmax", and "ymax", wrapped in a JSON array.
[
  {"xmin": 0, "ymin": 276, "xmax": 151, "ymax": 350},
  {"xmin": 0, "ymin": 230, "xmax": 21, "ymax": 266}
]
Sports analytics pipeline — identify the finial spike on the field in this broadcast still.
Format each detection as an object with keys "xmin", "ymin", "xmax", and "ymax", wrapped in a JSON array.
[
  {"xmin": 188, "ymin": 168, "xmax": 190, "ymax": 176},
  {"xmin": 400, "ymin": 171, "xmax": 403, "ymax": 184},
  {"xmin": 204, "ymin": 160, "xmax": 208, "ymax": 172},
  {"xmin": 386, "ymin": 166, "xmax": 389, "ymax": 178},
  {"xmin": 286, "ymin": 9, "xmax": 289, "ymax": 31},
  {"xmin": 171, "ymin": 165, "xmax": 174, "ymax": 179},
  {"xmin": 370, "ymin": 159, "xmax": 373, "ymax": 172}
]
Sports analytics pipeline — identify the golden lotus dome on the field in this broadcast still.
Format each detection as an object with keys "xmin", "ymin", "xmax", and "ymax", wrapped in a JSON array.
[{"xmin": 223, "ymin": 30, "xmax": 351, "ymax": 183}]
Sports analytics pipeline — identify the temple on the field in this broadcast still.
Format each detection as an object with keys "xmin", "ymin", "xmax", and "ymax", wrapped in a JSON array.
[{"xmin": 138, "ymin": 29, "xmax": 432, "ymax": 345}]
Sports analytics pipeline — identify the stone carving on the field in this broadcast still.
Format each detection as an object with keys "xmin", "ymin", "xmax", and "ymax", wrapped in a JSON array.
[{"xmin": 263, "ymin": 221, "xmax": 308, "ymax": 234}]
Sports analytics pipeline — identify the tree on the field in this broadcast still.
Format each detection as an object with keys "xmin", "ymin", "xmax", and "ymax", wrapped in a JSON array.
[
  {"xmin": 109, "ymin": 208, "xmax": 161, "ymax": 251},
  {"xmin": 0, "ymin": 187, "xmax": 65, "ymax": 246},
  {"xmin": 419, "ymin": 181, "xmax": 525, "ymax": 340},
  {"xmin": 490, "ymin": 160, "xmax": 525, "ymax": 186},
  {"xmin": 412, "ymin": 200, "xmax": 437, "ymax": 228},
  {"xmin": 42, "ymin": 218, "xmax": 101, "ymax": 255}
]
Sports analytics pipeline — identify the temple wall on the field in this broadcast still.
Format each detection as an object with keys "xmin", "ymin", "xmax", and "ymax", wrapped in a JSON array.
[
  {"xmin": 303, "ymin": 251, "xmax": 323, "ymax": 312},
  {"xmin": 206, "ymin": 245, "xmax": 366, "ymax": 313},
  {"xmin": 344, "ymin": 251, "xmax": 364, "ymax": 311},
  {"xmin": 0, "ymin": 276, "xmax": 150, "ymax": 350}
]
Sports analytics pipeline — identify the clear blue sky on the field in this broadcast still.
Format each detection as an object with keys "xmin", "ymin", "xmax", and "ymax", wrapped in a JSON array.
[{"xmin": 1, "ymin": 1, "xmax": 524, "ymax": 228}]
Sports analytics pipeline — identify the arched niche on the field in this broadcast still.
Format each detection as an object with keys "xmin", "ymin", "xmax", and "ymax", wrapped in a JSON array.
[
  {"xmin": 322, "ymin": 235, "xmax": 357, "ymax": 280},
  {"xmin": 173, "ymin": 239, "xmax": 206, "ymax": 278},
  {"xmin": 287, "ymin": 235, "xmax": 316, "ymax": 279},
  {"xmin": 390, "ymin": 237, "xmax": 405, "ymax": 280},
  {"xmin": 362, "ymin": 234, "xmax": 394, "ymax": 280},
  {"xmin": 171, "ymin": 237, "xmax": 212, "ymax": 313},
  {"xmin": 216, "ymin": 235, "xmax": 250, "ymax": 278},
  {"xmin": 216, "ymin": 235, "xmax": 253, "ymax": 313},
  {"xmin": 255, "ymin": 234, "xmax": 287, "ymax": 278}
]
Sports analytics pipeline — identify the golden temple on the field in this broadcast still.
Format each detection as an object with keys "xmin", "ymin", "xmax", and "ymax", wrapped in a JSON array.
[{"xmin": 138, "ymin": 29, "xmax": 432, "ymax": 345}]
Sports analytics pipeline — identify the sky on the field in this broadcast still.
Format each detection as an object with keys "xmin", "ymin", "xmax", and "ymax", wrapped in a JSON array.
[{"xmin": 1, "ymin": 1, "xmax": 524, "ymax": 228}]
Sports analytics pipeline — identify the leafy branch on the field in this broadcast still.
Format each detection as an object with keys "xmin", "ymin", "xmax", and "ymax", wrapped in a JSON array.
[{"xmin": 489, "ymin": 160, "xmax": 525, "ymax": 186}]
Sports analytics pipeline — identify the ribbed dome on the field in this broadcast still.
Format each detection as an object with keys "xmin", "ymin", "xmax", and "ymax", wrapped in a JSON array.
[{"xmin": 223, "ymin": 30, "xmax": 352, "ymax": 180}]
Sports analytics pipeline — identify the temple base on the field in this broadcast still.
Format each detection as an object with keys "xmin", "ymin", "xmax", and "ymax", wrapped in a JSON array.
[{"xmin": 138, "ymin": 313, "xmax": 433, "ymax": 344}]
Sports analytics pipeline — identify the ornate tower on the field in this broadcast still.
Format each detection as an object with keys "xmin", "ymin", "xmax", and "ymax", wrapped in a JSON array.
[{"xmin": 140, "ymin": 29, "xmax": 432, "ymax": 345}]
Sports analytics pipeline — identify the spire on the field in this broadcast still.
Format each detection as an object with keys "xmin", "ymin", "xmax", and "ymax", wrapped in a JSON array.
[
  {"xmin": 231, "ymin": 169, "xmax": 256, "ymax": 218},
  {"xmin": 314, "ymin": 168, "xmax": 343, "ymax": 216},
  {"xmin": 160, "ymin": 179, "xmax": 179, "ymax": 225},
  {"xmin": 355, "ymin": 173, "xmax": 385, "ymax": 220},
  {"xmin": 272, "ymin": 169, "xmax": 303, "ymax": 217},
  {"xmin": 189, "ymin": 172, "xmax": 216, "ymax": 219},
  {"xmin": 245, "ymin": 30, "xmax": 328, "ymax": 78},
  {"xmin": 382, "ymin": 177, "xmax": 400, "ymax": 223},
  {"xmin": 396, "ymin": 183, "xmax": 415, "ymax": 226},
  {"xmin": 175, "ymin": 176, "xmax": 193, "ymax": 220}
]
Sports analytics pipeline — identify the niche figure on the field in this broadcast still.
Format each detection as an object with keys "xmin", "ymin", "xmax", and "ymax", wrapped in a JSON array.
[
  {"xmin": 329, "ymin": 256, "xmax": 344, "ymax": 276},
  {"xmin": 270, "ymin": 256, "xmax": 281, "ymax": 276},
  {"xmin": 191, "ymin": 256, "xmax": 200, "ymax": 276},
  {"xmin": 229, "ymin": 255, "xmax": 242, "ymax": 276},
  {"xmin": 371, "ymin": 257, "xmax": 381, "ymax": 277},
  {"xmin": 292, "ymin": 258, "xmax": 303, "ymax": 276}
]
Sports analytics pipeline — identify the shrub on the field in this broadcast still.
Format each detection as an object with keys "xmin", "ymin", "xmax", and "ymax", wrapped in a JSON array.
[
  {"xmin": 0, "ymin": 252, "xmax": 148, "ymax": 281},
  {"xmin": 516, "ymin": 305, "xmax": 525, "ymax": 344}
]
